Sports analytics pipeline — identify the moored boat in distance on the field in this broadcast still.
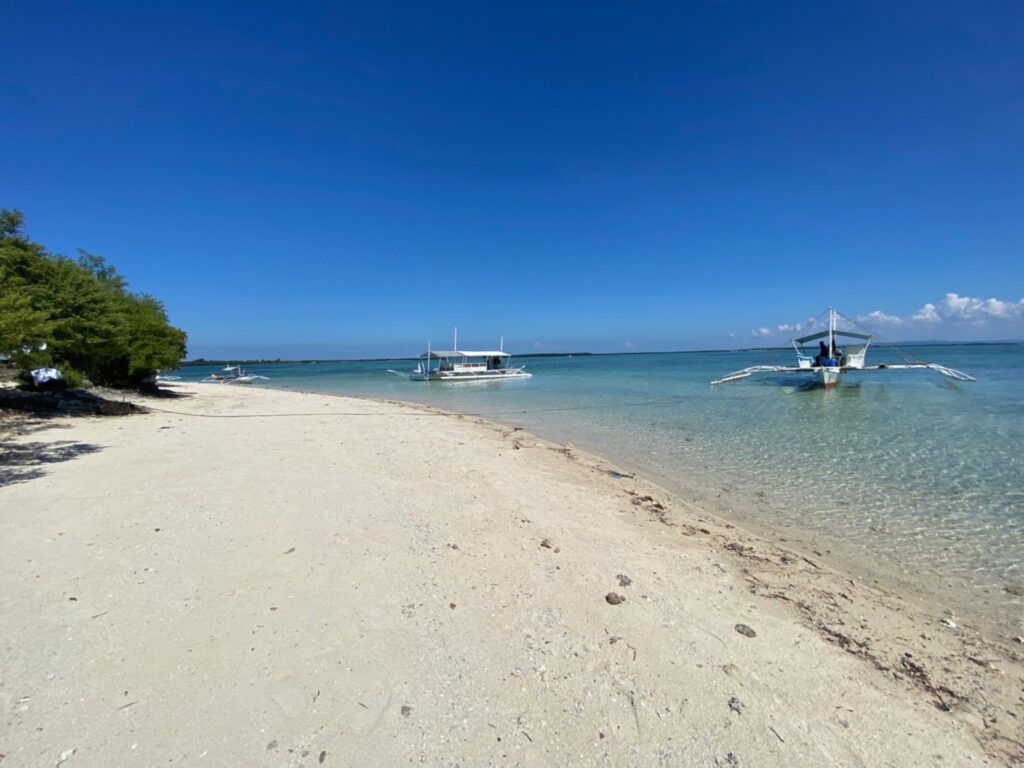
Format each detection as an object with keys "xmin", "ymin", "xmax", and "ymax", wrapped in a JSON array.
[
  {"xmin": 390, "ymin": 329, "xmax": 532, "ymax": 383},
  {"xmin": 712, "ymin": 307, "xmax": 975, "ymax": 388},
  {"xmin": 204, "ymin": 364, "xmax": 270, "ymax": 385}
]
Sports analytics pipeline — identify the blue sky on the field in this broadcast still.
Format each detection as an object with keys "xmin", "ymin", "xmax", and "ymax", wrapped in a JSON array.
[{"xmin": 2, "ymin": 1, "xmax": 1022, "ymax": 358}]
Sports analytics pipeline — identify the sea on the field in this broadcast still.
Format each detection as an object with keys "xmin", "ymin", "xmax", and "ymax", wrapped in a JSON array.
[{"xmin": 172, "ymin": 343, "xmax": 1023, "ymax": 631}]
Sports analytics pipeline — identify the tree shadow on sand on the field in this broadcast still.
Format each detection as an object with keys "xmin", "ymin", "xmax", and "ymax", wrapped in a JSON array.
[
  {"xmin": 0, "ymin": 438, "xmax": 102, "ymax": 488},
  {"xmin": 0, "ymin": 383, "xmax": 172, "ymax": 487},
  {"xmin": 0, "ymin": 417, "xmax": 103, "ymax": 488},
  {"xmin": 0, "ymin": 387, "xmax": 148, "ymax": 415}
]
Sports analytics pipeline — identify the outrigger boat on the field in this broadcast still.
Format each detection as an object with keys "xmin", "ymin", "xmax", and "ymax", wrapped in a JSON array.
[
  {"xmin": 390, "ymin": 330, "xmax": 532, "ymax": 383},
  {"xmin": 204, "ymin": 364, "xmax": 269, "ymax": 385},
  {"xmin": 712, "ymin": 307, "xmax": 975, "ymax": 389}
]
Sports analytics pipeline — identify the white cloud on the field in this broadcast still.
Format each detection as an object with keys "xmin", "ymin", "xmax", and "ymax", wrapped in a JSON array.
[
  {"xmin": 777, "ymin": 317, "xmax": 820, "ymax": 334},
  {"xmin": 912, "ymin": 303, "xmax": 941, "ymax": 323},
  {"xmin": 833, "ymin": 294, "xmax": 1023, "ymax": 328},
  {"xmin": 857, "ymin": 310, "xmax": 904, "ymax": 325},
  {"xmin": 624, "ymin": 341, "xmax": 635, "ymax": 348},
  {"xmin": 751, "ymin": 293, "xmax": 1023, "ymax": 342},
  {"xmin": 934, "ymin": 293, "xmax": 1024, "ymax": 321},
  {"xmin": 533, "ymin": 341, "xmax": 544, "ymax": 349},
  {"xmin": 751, "ymin": 317, "xmax": 820, "ymax": 339},
  {"xmin": 906, "ymin": 293, "xmax": 1024, "ymax": 324}
]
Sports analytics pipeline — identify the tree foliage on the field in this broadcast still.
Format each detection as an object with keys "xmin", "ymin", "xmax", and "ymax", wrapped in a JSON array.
[{"xmin": 0, "ymin": 209, "xmax": 187, "ymax": 386}]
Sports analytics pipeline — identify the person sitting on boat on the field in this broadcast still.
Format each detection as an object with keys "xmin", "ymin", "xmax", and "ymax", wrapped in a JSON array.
[
  {"xmin": 815, "ymin": 341, "xmax": 829, "ymax": 366},
  {"xmin": 831, "ymin": 340, "xmax": 844, "ymax": 366}
]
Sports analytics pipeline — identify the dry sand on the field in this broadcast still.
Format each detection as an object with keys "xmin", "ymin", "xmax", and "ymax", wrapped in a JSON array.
[{"xmin": 1, "ymin": 383, "xmax": 1021, "ymax": 766}]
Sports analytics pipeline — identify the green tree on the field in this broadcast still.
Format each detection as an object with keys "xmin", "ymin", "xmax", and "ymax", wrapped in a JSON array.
[
  {"xmin": 0, "ymin": 209, "xmax": 25, "ymax": 239},
  {"xmin": 123, "ymin": 294, "xmax": 188, "ymax": 380},
  {"xmin": 0, "ymin": 210, "xmax": 54, "ymax": 364},
  {"xmin": 0, "ymin": 208, "xmax": 187, "ymax": 386}
]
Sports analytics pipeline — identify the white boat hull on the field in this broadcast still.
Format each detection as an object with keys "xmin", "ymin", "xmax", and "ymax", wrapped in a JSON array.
[
  {"xmin": 409, "ymin": 369, "xmax": 532, "ymax": 383},
  {"xmin": 817, "ymin": 366, "xmax": 841, "ymax": 389},
  {"xmin": 400, "ymin": 333, "xmax": 533, "ymax": 383}
]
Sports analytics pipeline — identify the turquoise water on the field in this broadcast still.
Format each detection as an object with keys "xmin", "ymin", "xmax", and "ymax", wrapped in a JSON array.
[{"xmin": 173, "ymin": 344, "xmax": 1024, "ymax": 621}]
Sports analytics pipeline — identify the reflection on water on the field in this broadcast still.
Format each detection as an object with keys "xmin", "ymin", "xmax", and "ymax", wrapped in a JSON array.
[{"xmin": 174, "ymin": 344, "xmax": 1024, "ymax": 616}]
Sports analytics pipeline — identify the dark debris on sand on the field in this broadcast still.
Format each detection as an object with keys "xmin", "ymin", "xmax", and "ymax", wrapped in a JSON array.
[{"xmin": 734, "ymin": 624, "xmax": 757, "ymax": 638}]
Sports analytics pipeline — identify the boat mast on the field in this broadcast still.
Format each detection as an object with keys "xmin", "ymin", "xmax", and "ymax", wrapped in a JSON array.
[{"xmin": 829, "ymin": 306, "xmax": 836, "ymax": 358}]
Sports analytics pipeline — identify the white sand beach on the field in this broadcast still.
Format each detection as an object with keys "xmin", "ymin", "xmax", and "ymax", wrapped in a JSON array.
[{"xmin": 1, "ymin": 384, "xmax": 1021, "ymax": 766}]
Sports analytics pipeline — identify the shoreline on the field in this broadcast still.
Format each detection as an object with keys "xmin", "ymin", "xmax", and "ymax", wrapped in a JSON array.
[
  {"xmin": 267, "ymin": 379, "xmax": 1021, "ymax": 642},
  {"xmin": 291, "ymin": 386, "xmax": 1024, "ymax": 734},
  {"xmin": 2, "ymin": 383, "xmax": 1021, "ymax": 764},
  {"xmin": 581, "ymin": 449, "xmax": 1023, "ymax": 642}
]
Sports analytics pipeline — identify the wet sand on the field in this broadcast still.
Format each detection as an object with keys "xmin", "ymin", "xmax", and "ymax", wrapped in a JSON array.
[{"xmin": 1, "ymin": 383, "xmax": 1021, "ymax": 765}]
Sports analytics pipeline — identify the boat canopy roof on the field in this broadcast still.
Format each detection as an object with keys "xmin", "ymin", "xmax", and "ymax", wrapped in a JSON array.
[
  {"xmin": 420, "ymin": 350, "xmax": 511, "ymax": 359},
  {"xmin": 794, "ymin": 329, "xmax": 872, "ymax": 344}
]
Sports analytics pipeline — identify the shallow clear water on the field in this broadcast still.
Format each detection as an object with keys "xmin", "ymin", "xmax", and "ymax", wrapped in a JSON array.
[{"xmin": 173, "ymin": 344, "xmax": 1024, "ymax": 616}]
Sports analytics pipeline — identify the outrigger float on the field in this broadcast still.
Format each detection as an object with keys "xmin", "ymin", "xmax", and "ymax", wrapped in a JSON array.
[
  {"xmin": 712, "ymin": 307, "xmax": 975, "ymax": 389},
  {"xmin": 389, "ymin": 329, "xmax": 532, "ymax": 383}
]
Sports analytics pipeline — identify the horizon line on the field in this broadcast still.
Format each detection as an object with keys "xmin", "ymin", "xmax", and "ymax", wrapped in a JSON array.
[{"xmin": 178, "ymin": 339, "xmax": 1022, "ymax": 366}]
